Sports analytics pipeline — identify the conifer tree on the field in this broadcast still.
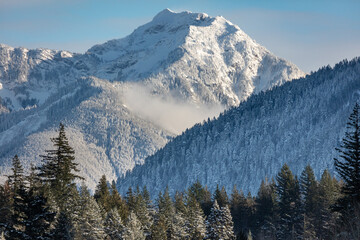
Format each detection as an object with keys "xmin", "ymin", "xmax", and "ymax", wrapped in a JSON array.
[
  {"xmin": 187, "ymin": 181, "xmax": 212, "ymax": 216},
  {"xmin": 6, "ymin": 155, "xmax": 28, "ymax": 240},
  {"xmin": 254, "ymin": 179, "xmax": 277, "ymax": 240},
  {"xmin": 110, "ymin": 181, "xmax": 129, "ymax": 221},
  {"xmin": 276, "ymin": 164, "xmax": 302, "ymax": 240},
  {"xmin": 104, "ymin": 208, "xmax": 124, "ymax": 240},
  {"xmin": 0, "ymin": 181, "xmax": 12, "ymax": 236},
  {"xmin": 206, "ymin": 200, "xmax": 235, "ymax": 240},
  {"xmin": 94, "ymin": 174, "xmax": 111, "ymax": 212},
  {"xmin": 150, "ymin": 213, "xmax": 167, "ymax": 240},
  {"xmin": 123, "ymin": 211, "xmax": 146, "ymax": 240},
  {"xmin": 213, "ymin": 185, "xmax": 229, "ymax": 208},
  {"xmin": 38, "ymin": 123, "xmax": 83, "ymax": 209},
  {"xmin": 335, "ymin": 103, "xmax": 360, "ymax": 213},
  {"xmin": 184, "ymin": 193, "xmax": 206, "ymax": 239},
  {"xmin": 24, "ymin": 187, "xmax": 56, "ymax": 240},
  {"xmin": 51, "ymin": 211, "xmax": 73, "ymax": 240},
  {"xmin": 76, "ymin": 183, "xmax": 105, "ymax": 240},
  {"xmin": 300, "ymin": 165, "xmax": 318, "ymax": 239},
  {"xmin": 317, "ymin": 170, "xmax": 339, "ymax": 239}
]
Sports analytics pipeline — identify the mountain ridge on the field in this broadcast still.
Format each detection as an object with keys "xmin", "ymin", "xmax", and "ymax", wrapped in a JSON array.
[{"xmin": 0, "ymin": 9, "xmax": 304, "ymax": 189}]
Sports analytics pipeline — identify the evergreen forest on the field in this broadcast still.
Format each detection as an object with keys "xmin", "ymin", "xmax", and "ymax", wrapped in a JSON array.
[{"xmin": 1, "ymin": 104, "xmax": 360, "ymax": 240}]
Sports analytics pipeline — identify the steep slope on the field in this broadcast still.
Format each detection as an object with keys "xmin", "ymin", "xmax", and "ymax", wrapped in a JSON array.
[
  {"xmin": 0, "ymin": 9, "xmax": 304, "ymax": 189},
  {"xmin": 118, "ymin": 58, "xmax": 360, "ymax": 195},
  {"xmin": 87, "ymin": 9, "xmax": 304, "ymax": 106}
]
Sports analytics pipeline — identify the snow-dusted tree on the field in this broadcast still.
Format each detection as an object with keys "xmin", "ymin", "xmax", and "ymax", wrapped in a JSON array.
[
  {"xmin": 133, "ymin": 188, "xmax": 152, "ymax": 237},
  {"xmin": 75, "ymin": 183, "xmax": 105, "ymax": 240},
  {"xmin": 0, "ymin": 181, "xmax": 11, "ymax": 237},
  {"xmin": 104, "ymin": 208, "xmax": 124, "ymax": 240},
  {"xmin": 185, "ymin": 194, "xmax": 206, "ymax": 239},
  {"xmin": 150, "ymin": 214, "xmax": 167, "ymax": 240},
  {"xmin": 38, "ymin": 123, "xmax": 83, "ymax": 210},
  {"xmin": 206, "ymin": 200, "xmax": 235, "ymax": 240},
  {"xmin": 123, "ymin": 211, "xmax": 145, "ymax": 240}
]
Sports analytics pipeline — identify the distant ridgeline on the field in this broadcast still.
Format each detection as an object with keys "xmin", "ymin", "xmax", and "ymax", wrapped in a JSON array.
[{"xmin": 118, "ymin": 57, "xmax": 360, "ymax": 196}]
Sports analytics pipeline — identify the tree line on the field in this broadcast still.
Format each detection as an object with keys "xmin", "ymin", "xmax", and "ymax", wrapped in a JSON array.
[{"xmin": 1, "ymin": 102, "xmax": 360, "ymax": 239}]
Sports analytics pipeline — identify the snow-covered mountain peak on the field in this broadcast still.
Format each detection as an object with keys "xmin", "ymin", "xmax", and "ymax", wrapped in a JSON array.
[
  {"xmin": 1, "ymin": 9, "xmax": 305, "ymax": 190},
  {"xmin": 151, "ymin": 8, "xmax": 210, "ymax": 26}
]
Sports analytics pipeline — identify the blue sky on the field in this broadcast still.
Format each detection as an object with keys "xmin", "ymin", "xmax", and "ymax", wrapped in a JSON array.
[{"xmin": 0, "ymin": 0, "xmax": 359, "ymax": 73}]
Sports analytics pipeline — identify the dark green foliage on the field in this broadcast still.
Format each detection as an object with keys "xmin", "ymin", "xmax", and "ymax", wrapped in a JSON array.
[
  {"xmin": 213, "ymin": 184, "xmax": 229, "ymax": 208},
  {"xmin": 187, "ymin": 181, "xmax": 212, "ymax": 216},
  {"xmin": 52, "ymin": 211, "xmax": 73, "ymax": 240},
  {"xmin": 94, "ymin": 174, "xmax": 111, "ymax": 212},
  {"xmin": 23, "ymin": 188, "xmax": 56, "ymax": 240},
  {"xmin": 0, "ymin": 181, "xmax": 12, "ymax": 234},
  {"xmin": 254, "ymin": 180, "xmax": 277, "ymax": 239},
  {"xmin": 334, "ymin": 103, "xmax": 360, "ymax": 238},
  {"xmin": 276, "ymin": 164, "xmax": 302, "ymax": 240},
  {"xmin": 38, "ymin": 123, "xmax": 83, "ymax": 210}
]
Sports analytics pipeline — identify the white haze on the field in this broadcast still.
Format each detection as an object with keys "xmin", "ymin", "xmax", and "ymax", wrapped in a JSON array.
[{"xmin": 122, "ymin": 84, "xmax": 225, "ymax": 134}]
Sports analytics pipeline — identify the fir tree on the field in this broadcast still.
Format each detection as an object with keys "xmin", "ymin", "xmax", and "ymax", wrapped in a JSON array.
[
  {"xmin": 206, "ymin": 200, "xmax": 235, "ymax": 240},
  {"xmin": 0, "ymin": 181, "xmax": 11, "ymax": 237},
  {"xmin": 24, "ymin": 187, "xmax": 56, "ymax": 240},
  {"xmin": 123, "ymin": 211, "xmax": 146, "ymax": 240},
  {"xmin": 300, "ymin": 165, "xmax": 318, "ymax": 239},
  {"xmin": 6, "ymin": 155, "xmax": 28, "ymax": 240},
  {"xmin": 214, "ymin": 185, "xmax": 229, "ymax": 208},
  {"xmin": 38, "ymin": 123, "xmax": 83, "ymax": 210},
  {"xmin": 76, "ymin": 183, "xmax": 105, "ymax": 240},
  {"xmin": 94, "ymin": 174, "xmax": 111, "ymax": 212},
  {"xmin": 185, "ymin": 194, "xmax": 206, "ymax": 239},
  {"xmin": 254, "ymin": 179, "xmax": 277, "ymax": 240},
  {"xmin": 276, "ymin": 164, "xmax": 302, "ymax": 240},
  {"xmin": 110, "ymin": 181, "xmax": 129, "ymax": 222},
  {"xmin": 51, "ymin": 211, "xmax": 73, "ymax": 240},
  {"xmin": 104, "ymin": 208, "xmax": 124, "ymax": 240},
  {"xmin": 317, "ymin": 170, "xmax": 339, "ymax": 239},
  {"xmin": 334, "ymin": 103, "xmax": 360, "ymax": 238}
]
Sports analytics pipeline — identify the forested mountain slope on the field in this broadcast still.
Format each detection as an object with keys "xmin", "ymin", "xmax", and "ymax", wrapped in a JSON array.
[{"xmin": 118, "ymin": 57, "xmax": 360, "ymax": 195}]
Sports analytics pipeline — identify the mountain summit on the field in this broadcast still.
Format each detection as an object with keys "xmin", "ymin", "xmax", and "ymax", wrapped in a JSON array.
[{"xmin": 0, "ymin": 9, "xmax": 304, "ymax": 189}]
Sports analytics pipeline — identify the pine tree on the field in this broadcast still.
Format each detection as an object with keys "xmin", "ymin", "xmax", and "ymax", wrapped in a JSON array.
[
  {"xmin": 6, "ymin": 155, "xmax": 28, "ymax": 240},
  {"xmin": 185, "ymin": 193, "xmax": 206, "ymax": 239},
  {"xmin": 316, "ymin": 170, "xmax": 339, "ymax": 239},
  {"xmin": 94, "ymin": 174, "xmax": 111, "ymax": 212},
  {"xmin": 150, "ymin": 213, "xmax": 167, "ymax": 240},
  {"xmin": 254, "ymin": 179, "xmax": 277, "ymax": 240},
  {"xmin": 123, "ymin": 211, "xmax": 146, "ymax": 240},
  {"xmin": 334, "ymin": 103, "xmax": 360, "ymax": 238},
  {"xmin": 187, "ymin": 181, "xmax": 212, "ymax": 216},
  {"xmin": 276, "ymin": 164, "xmax": 302, "ymax": 240},
  {"xmin": 38, "ymin": 123, "xmax": 83, "ymax": 210},
  {"xmin": 51, "ymin": 211, "xmax": 73, "ymax": 240},
  {"xmin": 110, "ymin": 181, "xmax": 129, "ymax": 222},
  {"xmin": 23, "ymin": 187, "xmax": 56, "ymax": 240},
  {"xmin": 104, "ymin": 208, "xmax": 124, "ymax": 240},
  {"xmin": 76, "ymin": 183, "xmax": 105, "ymax": 240},
  {"xmin": 213, "ymin": 185, "xmax": 229, "ymax": 208},
  {"xmin": 206, "ymin": 200, "xmax": 235, "ymax": 240},
  {"xmin": 0, "ymin": 181, "xmax": 11, "ymax": 237},
  {"xmin": 300, "ymin": 165, "xmax": 318, "ymax": 239}
]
